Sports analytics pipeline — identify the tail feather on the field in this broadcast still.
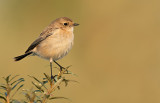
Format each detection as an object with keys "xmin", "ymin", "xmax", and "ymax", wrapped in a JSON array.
[{"xmin": 14, "ymin": 52, "xmax": 32, "ymax": 61}]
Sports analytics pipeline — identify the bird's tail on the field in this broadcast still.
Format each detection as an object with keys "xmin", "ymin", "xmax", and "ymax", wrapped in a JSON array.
[{"xmin": 14, "ymin": 52, "xmax": 32, "ymax": 61}]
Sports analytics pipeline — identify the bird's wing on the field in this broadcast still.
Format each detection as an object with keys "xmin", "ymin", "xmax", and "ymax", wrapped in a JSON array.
[{"xmin": 25, "ymin": 28, "xmax": 55, "ymax": 53}]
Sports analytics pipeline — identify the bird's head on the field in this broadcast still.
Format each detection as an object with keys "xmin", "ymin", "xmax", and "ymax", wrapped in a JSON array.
[{"xmin": 51, "ymin": 17, "xmax": 79, "ymax": 32}]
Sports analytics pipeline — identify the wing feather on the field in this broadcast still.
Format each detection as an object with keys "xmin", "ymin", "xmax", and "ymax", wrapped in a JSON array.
[
  {"xmin": 25, "ymin": 28, "xmax": 54, "ymax": 53},
  {"xmin": 25, "ymin": 37, "xmax": 43, "ymax": 53}
]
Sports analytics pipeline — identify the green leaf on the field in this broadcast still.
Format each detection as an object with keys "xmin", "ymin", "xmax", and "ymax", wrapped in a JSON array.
[
  {"xmin": 5, "ymin": 92, "xmax": 7, "ymax": 96},
  {"xmin": 34, "ymin": 90, "xmax": 42, "ymax": 93},
  {"xmin": 28, "ymin": 75, "xmax": 41, "ymax": 84},
  {"xmin": 42, "ymin": 80, "xmax": 48, "ymax": 84},
  {"xmin": 11, "ymin": 78, "xmax": 24, "ymax": 85},
  {"xmin": 12, "ymin": 79, "xmax": 24, "ymax": 90},
  {"xmin": 44, "ymin": 94, "xmax": 50, "ymax": 99},
  {"xmin": 32, "ymin": 82, "xmax": 44, "ymax": 93},
  {"xmin": 64, "ymin": 81, "xmax": 68, "ymax": 87},
  {"xmin": 16, "ymin": 84, "xmax": 24, "ymax": 91},
  {"xmin": 49, "ymin": 97, "xmax": 70, "ymax": 101},
  {"xmin": 10, "ymin": 84, "xmax": 24, "ymax": 100},
  {"xmin": 24, "ymin": 93, "xmax": 31, "ymax": 100},
  {"xmin": 0, "ymin": 86, "xmax": 6, "ymax": 90},
  {"xmin": 0, "ymin": 95, "xmax": 6, "ymax": 102},
  {"xmin": 9, "ymin": 75, "xmax": 19, "ymax": 82},
  {"xmin": 65, "ymin": 71, "xmax": 78, "ymax": 77},
  {"xmin": 29, "ymin": 75, "xmax": 47, "ymax": 89},
  {"xmin": 6, "ymin": 75, "xmax": 11, "ymax": 84},
  {"xmin": 57, "ymin": 86, "xmax": 60, "ymax": 90},
  {"xmin": 63, "ymin": 79, "xmax": 79, "ymax": 87},
  {"xmin": 43, "ymin": 73, "xmax": 51, "ymax": 83}
]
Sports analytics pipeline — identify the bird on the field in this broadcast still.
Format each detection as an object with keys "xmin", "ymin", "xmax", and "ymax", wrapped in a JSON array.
[{"xmin": 14, "ymin": 17, "xmax": 79, "ymax": 78}]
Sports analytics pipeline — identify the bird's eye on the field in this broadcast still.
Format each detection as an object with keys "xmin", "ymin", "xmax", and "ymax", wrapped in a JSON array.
[{"xmin": 63, "ymin": 23, "xmax": 68, "ymax": 26}]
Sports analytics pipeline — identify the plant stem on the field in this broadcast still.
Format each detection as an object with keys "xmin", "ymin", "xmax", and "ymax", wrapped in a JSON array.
[
  {"xmin": 42, "ymin": 78, "xmax": 64, "ymax": 103},
  {"xmin": 6, "ymin": 95, "xmax": 10, "ymax": 103}
]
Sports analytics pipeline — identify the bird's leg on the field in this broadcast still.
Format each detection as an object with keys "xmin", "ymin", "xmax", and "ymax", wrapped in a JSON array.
[
  {"xmin": 53, "ymin": 60, "xmax": 64, "ymax": 72},
  {"xmin": 50, "ymin": 58, "xmax": 54, "ymax": 79},
  {"xmin": 50, "ymin": 62, "xmax": 54, "ymax": 79}
]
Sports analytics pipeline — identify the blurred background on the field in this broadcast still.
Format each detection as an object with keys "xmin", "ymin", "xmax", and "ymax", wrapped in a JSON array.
[{"xmin": 0, "ymin": 0, "xmax": 160, "ymax": 103}]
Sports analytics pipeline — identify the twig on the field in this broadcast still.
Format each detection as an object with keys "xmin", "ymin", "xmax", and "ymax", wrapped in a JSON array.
[{"xmin": 42, "ymin": 77, "xmax": 64, "ymax": 103}]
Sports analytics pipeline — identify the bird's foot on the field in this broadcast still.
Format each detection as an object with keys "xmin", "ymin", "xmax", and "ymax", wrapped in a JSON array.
[
  {"xmin": 59, "ymin": 66, "xmax": 65, "ymax": 71},
  {"xmin": 59, "ymin": 66, "xmax": 71, "ymax": 75},
  {"xmin": 51, "ymin": 75, "xmax": 54, "ymax": 79},
  {"xmin": 51, "ymin": 75, "xmax": 58, "ymax": 82}
]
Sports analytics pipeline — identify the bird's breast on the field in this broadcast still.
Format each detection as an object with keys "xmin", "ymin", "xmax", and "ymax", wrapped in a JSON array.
[{"xmin": 35, "ymin": 32, "xmax": 74, "ymax": 60}]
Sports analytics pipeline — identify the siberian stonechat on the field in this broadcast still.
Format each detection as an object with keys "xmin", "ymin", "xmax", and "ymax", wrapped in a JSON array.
[{"xmin": 14, "ymin": 17, "xmax": 79, "ymax": 78}]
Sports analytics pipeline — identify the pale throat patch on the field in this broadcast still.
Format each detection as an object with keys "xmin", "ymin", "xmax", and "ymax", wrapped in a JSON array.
[{"xmin": 70, "ymin": 27, "xmax": 74, "ymax": 32}]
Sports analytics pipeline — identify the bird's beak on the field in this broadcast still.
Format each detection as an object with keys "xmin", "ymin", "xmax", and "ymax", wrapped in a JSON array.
[{"xmin": 73, "ymin": 23, "xmax": 79, "ymax": 26}]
